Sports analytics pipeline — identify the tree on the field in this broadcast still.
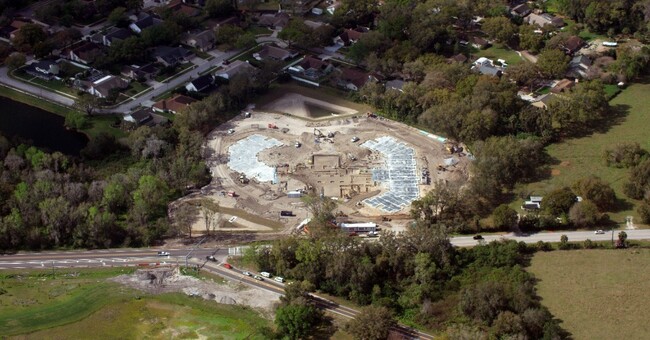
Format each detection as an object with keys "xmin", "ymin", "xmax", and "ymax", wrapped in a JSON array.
[
  {"xmin": 205, "ymin": 0, "xmax": 234, "ymax": 18},
  {"xmin": 506, "ymin": 61, "xmax": 539, "ymax": 86},
  {"xmin": 12, "ymin": 23, "xmax": 47, "ymax": 53},
  {"xmin": 568, "ymin": 200, "xmax": 599, "ymax": 227},
  {"xmin": 542, "ymin": 187, "xmax": 576, "ymax": 217},
  {"xmin": 74, "ymin": 94, "xmax": 101, "ymax": 116},
  {"xmin": 617, "ymin": 230, "xmax": 628, "ymax": 248},
  {"xmin": 108, "ymin": 7, "xmax": 129, "ymax": 27},
  {"xmin": 623, "ymin": 159, "xmax": 650, "ymax": 199},
  {"xmin": 275, "ymin": 303, "xmax": 321, "ymax": 339},
  {"xmin": 492, "ymin": 204, "xmax": 518, "ymax": 229},
  {"xmin": 64, "ymin": 110, "xmax": 89, "ymax": 130},
  {"xmin": 518, "ymin": 25, "xmax": 544, "ymax": 53},
  {"xmin": 603, "ymin": 142, "xmax": 648, "ymax": 168},
  {"xmin": 4, "ymin": 52, "xmax": 25, "ymax": 70},
  {"xmin": 549, "ymin": 80, "xmax": 610, "ymax": 129},
  {"xmin": 482, "ymin": 17, "xmax": 517, "ymax": 43},
  {"xmin": 572, "ymin": 176, "xmax": 616, "ymax": 211},
  {"xmin": 214, "ymin": 24, "xmax": 244, "ymax": 49},
  {"xmin": 346, "ymin": 305, "xmax": 396, "ymax": 340},
  {"xmin": 638, "ymin": 200, "xmax": 650, "ymax": 224},
  {"xmin": 536, "ymin": 49, "xmax": 569, "ymax": 79},
  {"xmin": 199, "ymin": 198, "xmax": 220, "ymax": 234}
]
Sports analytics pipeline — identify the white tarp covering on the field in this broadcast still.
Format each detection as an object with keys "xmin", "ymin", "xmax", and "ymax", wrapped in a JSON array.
[{"xmin": 228, "ymin": 134, "xmax": 283, "ymax": 183}]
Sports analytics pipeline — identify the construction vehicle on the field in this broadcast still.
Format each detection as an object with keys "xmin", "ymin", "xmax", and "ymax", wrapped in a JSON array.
[
  {"xmin": 227, "ymin": 191, "xmax": 237, "ymax": 197},
  {"xmin": 327, "ymin": 132, "xmax": 335, "ymax": 138},
  {"xmin": 239, "ymin": 174, "xmax": 249, "ymax": 184},
  {"xmin": 268, "ymin": 123, "xmax": 278, "ymax": 129},
  {"xmin": 366, "ymin": 112, "xmax": 377, "ymax": 118}
]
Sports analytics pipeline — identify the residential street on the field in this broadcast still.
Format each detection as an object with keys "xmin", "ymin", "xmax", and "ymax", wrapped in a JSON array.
[{"xmin": 450, "ymin": 228, "xmax": 650, "ymax": 247}]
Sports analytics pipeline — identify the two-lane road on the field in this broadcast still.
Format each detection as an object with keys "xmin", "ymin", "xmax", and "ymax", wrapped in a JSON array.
[{"xmin": 451, "ymin": 229, "xmax": 650, "ymax": 247}]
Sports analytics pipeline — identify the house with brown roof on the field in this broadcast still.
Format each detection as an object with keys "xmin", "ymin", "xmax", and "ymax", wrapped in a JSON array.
[
  {"xmin": 550, "ymin": 79, "xmax": 575, "ymax": 93},
  {"xmin": 334, "ymin": 28, "xmax": 366, "ymax": 46},
  {"xmin": 257, "ymin": 12, "xmax": 290, "ymax": 29},
  {"xmin": 121, "ymin": 63, "xmax": 160, "ymax": 81},
  {"xmin": 526, "ymin": 13, "xmax": 565, "ymax": 28},
  {"xmin": 153, "ymin": 94, "xmax": 197, "ymax": 114},
  {"xmin": 167, "ymin": 0, "xmax": 201, "ymax": 17},
  {"xmin": 215, "ymin": 60, "xmax": 258, "ymax": 80},
  {"xmin": 254, "ymin": 45, "xmax": 298, "ymax": 61},
  {"xmin": 288, "ymin": 55, "xmax": 333, "ymax": 81},
  {"xmin": 336, "ymin": 68, "xmax": 374, "ymax": 91},
  {"xmin": 182, "ymin": 30, "xmax": 216, "ymax": 52},
  {"xmin": 69, "ymin": 41, "xmax": 102, "ymax": 65},
  {"xmin": 470, "ymin": 36, "xmax": 490, "ymax": 49},
  {"xmin": 83, "ymin": 75, "xmax": 129, "ymax": 98},
  {"xmin": 561, "ymin": 36, "xmax": 585, "ymax": 55}
]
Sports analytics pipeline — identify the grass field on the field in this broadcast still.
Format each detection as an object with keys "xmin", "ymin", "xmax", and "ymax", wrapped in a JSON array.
[
  {"xmin": 529, "ymin": 249, "xmax": 650, "ymax": 339},
  {"xmin": 514, "ymin": 81, "xmax": 650, "ymax": 226},
  {"xmin": 0, "ymin": 268, "xmax": 269, "ymax": 338},
  {"xmin": 473, "ymin": 44, "xmax": 524, "ymax": 65}
]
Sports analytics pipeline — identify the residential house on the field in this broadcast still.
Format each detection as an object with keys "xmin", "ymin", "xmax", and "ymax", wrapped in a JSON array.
[
  {"xmin": 24, "ymin": 60, "xmax": 60, "ymax": 80},
  {"xmin": 215, "ymin": 60, "xmax": 257, "ymax": 80},
  {"xmin": 167, "ymin": 0, "xmax": 201, "ymax": 17},
  {"xmin": 257, "ymin": 12, "xmax": 290, "ymax": 30},
  {"xmin": 561, "ymin": 35, "xmax": 585, "ymax": 55},
  {"xmin": 288, "ymin": 55, "xmax": 333, "ymax": 80},
  {"xmin": 81, "ymin": 75, "xmax": 129, "ymax": 98},
  {"xmin": 531, "ymin": 93, "xmax": 556, "ymax": 110},
  {"xmin": 68, "ymin": 41, "xmax": 102, "ymax": 65},
  {"xmin": 181, "ymin": 29, "xmax": 216, "ymax": 52},
  {"xmin": 470, "ymin": 36, "xmax": 490, "ymax": 49},
  {"xmin": 0, "ymin": 20, "xmax": 29, "ymax": 41},
  {"xmin": 129, "ymin": 13, "xmax": 163, "ymax": 34},
  {"xmin": 185, "ymin": 74, "xmax": 214, "ymax": 92},
  {"xmin": 568, "ymin": 54, "xmax": 592, "ymax": 78},
  {"xmin": 510, "ymin": 3, "xmax": 531, "ymax": 17},
  {"xmin": 151, "ymin": 46, "xmax": 194, "ymax": 67},
  {"xmin": 336, "ymin": 68, "xmax": 374, "ymax": 91},
  {"xmin": 153, "ymin": 94, "xmax": 197, "ymax": 114},
  {"xmin": 448, "ymin": 54, "xmax": 468, "ymax": 63},
  {"xmin": 254, "ymin": 45, "xmax": 298, "ymax": 62},
  {"xmin": 550, "ymin": 78, "xmax": 575, "ymax": 93},
  {"xmin": 521, "ymin": 196, "xmax": 543, "ymax": 210},
  {"xmin": 99, "ymin": 27, "xmax": 134, "ymax": 46},
  {"xmin": 124, "ymin": 107, "xmax": 154, "ymax": 126},
  {"xmin": 471, "ymin": 57, "xmax": 502, "ymax": 77},
  {"xmin": 120, "ymin": 63, "xmax": 160, "ymax": 81},
  {"xmin": 385, "ymin": 79, "xmax": 405, "ymax": 92},
  {"xmin": 334, "ymin": 28, "xmax": 366, "ymax": 46},
  {"xmin": 526, "ymin": 13, "xmax": 565, "ymax": 28}
]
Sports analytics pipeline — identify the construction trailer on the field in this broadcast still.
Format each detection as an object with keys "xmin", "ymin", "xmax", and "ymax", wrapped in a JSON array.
[{"xmin": 340, "ymin": 222, "xmax": 377, "ymax": 233}]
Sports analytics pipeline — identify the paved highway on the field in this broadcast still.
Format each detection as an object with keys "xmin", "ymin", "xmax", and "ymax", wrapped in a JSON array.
[{"xmin": 450, "ymin": 229, "xmax": 650, "ymax": 247}]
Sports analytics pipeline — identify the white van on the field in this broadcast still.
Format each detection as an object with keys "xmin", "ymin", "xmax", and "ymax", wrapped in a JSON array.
[
  {"xmin": 274, "ymin": 276, "xmax": 285, "ymax": 283},
  {"xmin": 260, "ymin": 272, "xmax": 271, "ymax": 278}
]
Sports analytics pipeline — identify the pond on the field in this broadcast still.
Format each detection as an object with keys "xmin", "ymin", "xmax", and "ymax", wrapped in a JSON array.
[
  {"xmin": 305, "ymin": 102, "xmax": 342, "ymax": 118},
  {"xmin": 0, "ymin": 96, "xmax": 88, "ymax": 156}
]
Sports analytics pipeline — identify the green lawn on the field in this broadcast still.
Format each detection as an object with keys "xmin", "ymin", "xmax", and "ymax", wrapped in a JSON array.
[
  {"xmin": 514, "ymin": 81, "xmax": 650, "ymax": 227},
  {"xmin": 12, "ymin": 70, "xmax": 77, "ymax": 98},
  {"xmin": 0, "ymin": 268, "xmax": 269, "ymax": 338},
  {"xmin": 473, "ymin": 44, "xmax": 524, "ymax": 65},
  {"xmin": 121, "ymin": 81, "xmax": 151, "ymax": 97},
  {"xmin": 529, "ymin": 249, "xmax": 650, "ymax": 340},
  {"xmin": 155, "ymin": 62, "xmax": 195, "ymax": 83}
]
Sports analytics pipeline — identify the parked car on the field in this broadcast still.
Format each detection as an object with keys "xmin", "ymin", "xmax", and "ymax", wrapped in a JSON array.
[
  {"xmin": 227, "ymin": 129, "xmax": 235, "ymax": 134},
  {"xmin": 223, "ymin": 263, "xmax": 232, "ymax": 269},
  {"xmin": 157, "ymin": 251, "xmax": 170, "ymax": 256},
  {"xmin": 473, "ymin": 235, "xmax": 484, "ymax": 240},
  {"xmin": 260, "ymin": 271, "xmax": 271, "ymax": 278},
  {"xmin": 242, "ymin": 271, "xmax": 251, "ymax": 276},
  {"xmin": 274, "ymin": 276, "xmax": 285, "ymax": 283},
  {"xmin": 206, "ymin": 255, "xmax": 217, "ymax": 262},
  {"xmin": 253, "ymin": 275, "xmax": 263, "ymax": 281},
  {"xmin": 350, "ymin": 136, "xmax": 360, "ymax": 142},
  {"xmin": 595, "ymin": 230, "xmax": 605, "ymax": 234}
]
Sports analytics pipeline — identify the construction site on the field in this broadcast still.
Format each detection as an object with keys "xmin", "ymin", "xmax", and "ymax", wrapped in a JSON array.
[{"xmin": 185, "ymin": 91, "xmax": 472, "ymax": 236}]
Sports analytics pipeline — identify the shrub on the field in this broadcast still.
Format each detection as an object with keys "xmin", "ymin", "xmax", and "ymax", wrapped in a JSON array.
[{"xmin": 603, "ymin": 142, "xmax": 648, "ymax": 168}]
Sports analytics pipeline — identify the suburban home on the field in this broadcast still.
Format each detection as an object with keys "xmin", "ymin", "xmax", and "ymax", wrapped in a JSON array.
[
  {"xmin": 521, "ymin": 196, "xmax": 543, "ymax": 211},
  {"xmin": 215, "ymin": 60, "xmax": 258, "ymax": 80},
  {"xmin": 129, "ymin": 13, "xmax": 163, "ymax": 34},
  {"xmin": 0, "ymin": 20, "xmax": 30, "ymax": 41},
  {"xmin": 257, "ymin": 12, "xmax": 290, "ymax": 29},
  {"xmin": 181, "ymin": 30, "xmax": 216, "ymax": 52},
  {"xmin": 510, "ymin": 3, "xmax": 531, "ymax": 17},
  {"xmin": 550, "ymin": 78, "xmax": 575, "ymax": 93},
  {"xmin": 288, "ymin": 55, "xmax": 333, "ymax": 80},
  {"xmin": 120, "ymin": 63, "xmax": 160, "ymax": 81},
  {"xmin": 151, "ymin": 46, "xmax": 194, "ymax": 67},
  {"xmin": 68, "ymin": 41, "xmax": 102, "ymax": 65},
  {"xmin": 185, "ymin": 74, "xmax": 214, "ymax": 92},
  {"xmin": 531, "ymin": 93, "xmax": 556, "ymax": 110},
  {"xmin": 561, "ymin": 36, "xmax": 585, "ymax": 55},
  {"xmin": 97, "ymin": 27, "xmax": 134, "ymax": 46},
  {"xmin": 385, "ymin": 79, "xmax": 405, "ymax": 92},
  {"xmin": 336, "ymin": 68, "xmax": 374, "ymax": 91},
  {"xmin": 334, "ymin": 28, "xmax": 366, "ymax": 46},
  {"xmin": 568, "ymin": 54, "xmax": 592, "ymax": 78},
  {"xmin": 448, "ymin": 53, "xmax": 468, "ymax": 63},
  {"xmin": 470, "ymin": 36, "xmax": 490, "ymax": 49},
  {"xmin": 83, "ymin": 75, "xmax": 129, "ymax": 98},
  {"xmin": 24, "ymin": 60, "xmax": 60, "ymax": 80},
  {"xmin": 124, "ymin": 107, "xmax": 154, "ymax": 126},
  {"xmin": 526, "ymin": 13, "xmax": 565, "ymax": 28},
  {"xmin": 471, "ymin": 57, "xmax": 502, "ymax": 77},
  {"xmin": 153, "ymin": 94, "xmax": 197, "ymax": 114},
  {"xmin": 254, "ymin": 45, "xmax": 298, "ymax": 61},
  {"xmin": 167, "ymin": 0, "xmax": 201, "ymax": 17}
]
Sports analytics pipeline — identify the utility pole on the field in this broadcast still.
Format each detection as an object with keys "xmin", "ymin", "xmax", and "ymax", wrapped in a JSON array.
[{"xmin": 185, "ymin": 236, "xmax": 207, "ymax": 267}]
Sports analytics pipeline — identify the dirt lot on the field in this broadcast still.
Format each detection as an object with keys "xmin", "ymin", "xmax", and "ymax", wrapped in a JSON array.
[{"xmin": 179, "ymin": 91, "xmax": 470, "ymax": 236}]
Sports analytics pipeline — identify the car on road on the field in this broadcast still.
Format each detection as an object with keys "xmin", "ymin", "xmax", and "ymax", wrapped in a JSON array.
[
  {"xmin": 227, "ymin": 129, "xmax": 235, "ymax": 134},
  {"xmin": 274, "ymin": 276, "xmax": 285, "ymax": 283},
  {"xmin": 157, "ymin": 251, "xmax": 170, "ymax": 256},
  {"xmin": 253, "ymin": 275, "xmax": 263, "ymax": 281},
  {"xmin": 206, "ymin": 255, "xmax": 217, "ymax": 262},
  {"xmin": 473, "ymin": 235, "xmax": 484, "ymax": 240},
  {"xmin": 242, "ymin": 271, "xmax": 251, "ymax": 276},
  {"xmin": 595, "ymin": 230, "xmax": 606, "ymax": 234},
  {"xmin": 260, "ymin": 271, "xmax": 271, "ymax": 278}
]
